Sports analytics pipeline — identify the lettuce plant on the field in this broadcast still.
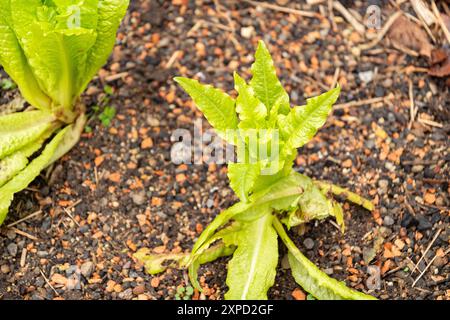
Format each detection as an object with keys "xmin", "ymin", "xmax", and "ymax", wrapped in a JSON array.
[
  {"xmin": 0, "ymin": 0, "xmax": 129, "ymax": 225},
  {"xmin": 135, "ymin": 41, "xmax": 376, "ymax": 300}
]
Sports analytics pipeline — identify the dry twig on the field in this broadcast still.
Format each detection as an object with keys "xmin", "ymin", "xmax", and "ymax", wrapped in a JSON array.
[
  {"xmin": 39, "ymin": 268, "xmax": 60, "ymax": 296},
  {"xmin": 333, "ymin": 96, "xmax": 390, "ymax": 110},
  {"xmin": 6, "ymin": 210, "xmax": 42, "ymax": 228},
  {"xmin": 412, "ymin": 247, "xmax": 449, "ymax": 287},
  {"xmin": 244, "ymin": 0, "xmax": 319, "ymax": 18},
  {"xmin": 408, "ymin": 79, "xmax": 417, "ymax": 130},
  {"xmin": 431, "ymin": 0, "xmax": 450, "ymax": 44},
  {"xmin": 10, "ymin": 227, "xmax": 38, "ymax": 241},
  {"xmin": 411, "ymin": 229, "xmax": 443, "ymax": 274},
  {"xmin": 410, "ymin": 0, "xmax": 435, "ymax": 26},
  {"xmin": 359, "ymin": 11, "xmax": 403, "ymax": 51},
  {"xmin": 332, "ymin": 1, "xmax": 365, "ymax": 35}
]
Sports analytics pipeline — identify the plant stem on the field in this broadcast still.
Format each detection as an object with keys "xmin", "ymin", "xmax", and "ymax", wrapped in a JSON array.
[
  {"xmin": 314, "ymin": 180, "xmax": 374, "ymax": 211},
  {"xmin": 273, "ymin": 216, "xmax": 376, "ymax": 300}
]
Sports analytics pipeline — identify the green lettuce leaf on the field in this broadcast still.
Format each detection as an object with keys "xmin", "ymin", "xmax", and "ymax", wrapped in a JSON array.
[
  {"xmin": 234, "ymin": 72, "xmax": 267, "ymax": 129},
  {"xmin": 0, "ymin": 126, "xmax": 69, "ymax": 225},
  {"xmin": 10, "ymin": 0, "xmax": 97, "ymax": 111},
  {"xmin": 279, "ymin": 86, "xmax": 340, "ymax": 152},
  {"xmin": 79, "ymin": 0, "xmax": 129, "ymax": 95},
  {"xmin": 188, "ymin": 223, "xmax": 241, "ymax": 290},
  {"xmin": 314, "ymin": 180, "xmax": 374, "ymax": 211},
  {"xmin": 134, "ymin": 243, "xmax": 235, "ymax": 276},
  {"xmin": 250, "ymin": 40, "xmax": 290, "ymax": 114},
  {"xmin": 227, "ymin": 162, "xmax": 260, "ymax": 202},
  {"xmin": 174, "ymin": 77, "xmax": 238, "ymax": 142},
  {"xmin": 0, "ymin": 126, "xmax": 57, "ymax": 187},
  {"xmin": 225, "ymin": 213, "xmax": 278, "ymax": 300},
  {"xmin": 273, "ymin": 217, "xmax": 376, "ymax": 300},
  {"xmin": 0, "ymin": 111, "xmax": 56, "ymax": 159},
  {"xmin": 0, "ymin": 0, "xmax": 52, "ymax": 110}
]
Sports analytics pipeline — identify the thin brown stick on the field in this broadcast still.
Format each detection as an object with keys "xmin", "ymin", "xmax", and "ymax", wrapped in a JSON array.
[
  {"xmin": 333, "ymin": 96, "xmax": 389, "ymax": 110},
  {"xmin": 165, "ymin": 50, "xmax": 182, "ymax": 69},
  {"xmin": 411, "ymin": 229, "xmax": 442, "ymax": 274},
  {"xmin": 431, "ymin": 0, "xmax": 450, "ymax": 44},
  {"xmin": 104, "ymin": 72, "xmax": 128, "ymax": 82},
  {"xmin": 6, "ymin": 210, "xmax": 42, "ymax": 228},
  {"xmin": 39, "ymin": 268, "xmax": 60, "ymax": 296},
  {"xmin": 412, "ymin": 247, "xmax": 449, "ymax": 287},
  {"xmin": 359, "ymin": 11, "xmax": 403, "ymax": 51},
  {"xmin": 408, "ymin": 79, "xmax": 417, "ymax": 130},
  {"xmin": 306, "ymin": 0, "xmax": 326, "ymax": 4},
  {"xmin": 20, "ymin": 248, "xmax": 27, "ymax": 267},
  {"xmin": 328, "ymin": 0, "xmax": 338, "ymax": 32},
  {"xmin": 63, "ymin": 207, "xmax": 80, "ymax": 227},
  {"xmin": 418, "ymin": 117, "xmax": 444, "ymax": 128},
  {"xmin": 10, "ymin": 227, "xmax": 38, "ymax": 241},
  {"xmin": 332, "ymin": 1, "xmax": 365, "ymax": 35},
  {"xmin": 244, "ymin": 0, "xmax": 319, "ymax": 18},
  {"xmin": 330, "ymin": 67, "xmax": 340, "ymax": 90},
  {"xmin": 66, "ymin": 199, "xmax": 82, "ymax": 211}
]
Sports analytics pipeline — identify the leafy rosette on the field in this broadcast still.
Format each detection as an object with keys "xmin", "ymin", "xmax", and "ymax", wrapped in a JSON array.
[
  {"xmin": 0, "ymin": 0, "xmax": 129, "ymax": 224},
  {"xmin": 136, "ymin": 41, "xmax": 376, "ymax": 300}
]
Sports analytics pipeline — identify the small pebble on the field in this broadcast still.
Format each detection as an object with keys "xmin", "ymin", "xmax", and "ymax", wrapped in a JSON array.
[
  {"xmin": 324, "ymin": 268, "xmax": 334, "ymax": 275},
  {"xmin": 417, "ymin": 216, "xmax": 432, "ymax": 231},
  {"xmin": 131, "ymin": 191, "xmax": 147, "ymax": 206},
  {"xmin": 81, "ymin": 261, "xmax": 94, "ymax": 278},
  {"xmin": 358, "ymin": 70, "xmax": 374, "ymax": 83},
  {"xmin": 303, "ymin": 238, "xmax": 315, "ymax": 250},
  {"xmin": 411, "ymin": 165, "xmax": 424, "ymax": 173},
  {"xmin": 383, "ymin": 215, "xmax": 395, "ymax": 226},
  {"xmin": 401, "ymin": 213, "xmax": 418, "ymax": 229},
  {"xmin": 240, "ymin": 26, "xmax": 254, "ymax": 39},
  {"xmin": 7, "ymin": 243, "xmax": 18, "ymax": 256},
  {"xmin": 1, "ymin": 264, "xmax": 10, "ymax": 274},
  {"xmin": 133, "ymin": 284, "xmax": 146, "ymax": 295}
]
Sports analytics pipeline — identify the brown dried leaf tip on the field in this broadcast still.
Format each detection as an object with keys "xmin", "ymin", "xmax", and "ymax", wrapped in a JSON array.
[{"xmin": 388, "ymin": 15, "xmax": 433, "ymax": 58}]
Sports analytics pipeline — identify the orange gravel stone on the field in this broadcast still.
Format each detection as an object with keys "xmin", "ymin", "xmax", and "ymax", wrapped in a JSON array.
[
  {"xmin": 292, "ymin": 288, "xmax": 306, "ymax": 300},
  {"xmin": 108, "ymin": 172, "xmax": 121, "ymax": 183},
  {"xmin": 424, "ymin": 192, "xmax": 436, "ymax": 204},
  {"xmin": 151, "ymin": 197, "xmax": 163, "ymax": 206},
  {"xmin": 141, "ymin": 137, "xmax": 154, "ymax": 149},
  {"xmin": 151, "ymin": 277, "xmax": 160, "ymax": 288}
]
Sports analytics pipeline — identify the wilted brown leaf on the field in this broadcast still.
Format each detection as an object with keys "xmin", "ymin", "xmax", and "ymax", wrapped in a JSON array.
[
  {"xmin": 388, "ymin": 15, "xmax": 433, "ymax": 58},
  {"xmin": 429, "ymin": 48, "xmax": 450, "ymax": 78}
]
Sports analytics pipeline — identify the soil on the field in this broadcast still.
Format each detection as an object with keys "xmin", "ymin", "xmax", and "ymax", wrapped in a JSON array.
[{"xmin": 0, "ymin": 0, "xmax": 448, "ymax": 300}]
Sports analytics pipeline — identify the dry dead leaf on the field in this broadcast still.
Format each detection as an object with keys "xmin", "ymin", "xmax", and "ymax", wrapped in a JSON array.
[
  {"xmin": 429, "ymin": 48, "xmax": 450, "ymax": 77},
  {"xmin": 388, "ymin": 15, "xmax": 434, "ymax": 58}
]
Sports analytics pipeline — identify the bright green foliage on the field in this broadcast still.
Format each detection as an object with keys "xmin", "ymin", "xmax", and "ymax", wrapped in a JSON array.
[
  {"xmin": 136, "ymin": 40, "xmax": 376, "ymax": 300},
  {"xmin": 273, "ymin": 217, "xmax": 376, "ymax": 300},
  {"xmin": 0, "ymin": 0, "xmax": 129, "ymax": 114},
  {"xmin": 175, "ymin": 286, "xmax": 195, "ymax": 300},
  {"xmin": 250, "ymin": 41, "xmax": 290, "ymax": 114},
  {"xmin": 174, "ymin": 77, "xmax": 238, "ymax": 142},
  {"xmin": 279, "ymin": 87, "xmax": 340, "ymax": 153},
  {"xmin": 98, "ymin": 106, "xmax": 116, "ymax": 127},
  {"xmin": 0, "ymin": 0, "xmax": 128, "ymax": 225},
  {"xmin": 225, "ymin": 213, "xmax": 278, "ymax": 300},
  {"xmin": 234, "ymin": 72, "xmax": 267, "ymax": 129},
  {"xmin": 227, "ymin": 162, "xmax": 260, "ymax": 202},
  {"xmin": 0, "ymin": 126, "xmax": 69, "ymax": 224},
  {"xmin": 0, "ymin": 111, "xmax": 55, "ymax": 159}
]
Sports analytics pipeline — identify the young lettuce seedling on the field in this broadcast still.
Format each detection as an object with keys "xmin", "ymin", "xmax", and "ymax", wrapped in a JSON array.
[
  {"xmin": 0, "ymin": 0, "xmax": 129, "ymax": 225},
  {"xmin": 135, "ymin": 41, "xmax": 376, "ymax": 300}
]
